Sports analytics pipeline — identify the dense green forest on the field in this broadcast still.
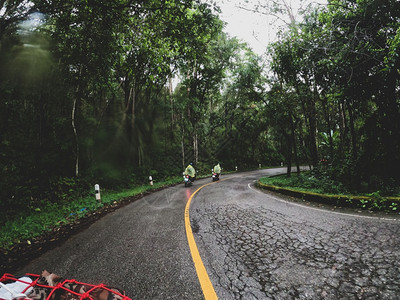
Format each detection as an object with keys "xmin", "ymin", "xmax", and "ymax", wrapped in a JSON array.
[{"xmin": 1, "ymin": 0, "xmax": 399, "ymax": 221}]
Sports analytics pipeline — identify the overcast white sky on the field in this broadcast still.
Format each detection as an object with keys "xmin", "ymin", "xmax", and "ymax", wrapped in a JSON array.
[
  {"xmin": 216, "ymin": 1, "xmax": 274, "ymax": 56},
  {"xmin": 214, "ymin": 0, "xmax": 326, "ymax": 56}
]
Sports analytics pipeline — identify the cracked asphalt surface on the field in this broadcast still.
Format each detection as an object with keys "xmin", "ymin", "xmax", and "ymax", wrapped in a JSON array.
[
  {"xmin": 191, "ymin": 171, "xmax": 400, "ymax": 299},
  {"xmin": 14, "ymin": 168, "xmax": 400, "ymax": 299}
]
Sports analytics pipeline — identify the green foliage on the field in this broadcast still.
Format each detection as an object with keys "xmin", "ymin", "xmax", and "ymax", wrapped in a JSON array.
[
  {"xmin": 390, "ymin": 202, "xmax": 398, "ymax": 211},
  {"xmin": 0, "ymin": 0, "xmax": 231, "ymax": 219},
  {"xmin": 260, "ymin": 172, "xmax": 400, "ymax": 212},
  {"xmin": 261, "ymin": 172, "xmax": 348, "ymax": 195},
  {"xmin": 268, "ymin": 0, "xmax": 400, "ymax": 187}
]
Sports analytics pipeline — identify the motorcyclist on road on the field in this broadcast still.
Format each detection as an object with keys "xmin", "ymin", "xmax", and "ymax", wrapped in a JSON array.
[
  {"xmin": 184, "ymin": 162, "xmax": 196, "ymax": 182},
  {"xmin": 212, "ymin": 163, "xmax": 221, "ymax": 181},
  {"xmin": 213, "ymin": 163, "xmax": 221, "ymax": 175}
]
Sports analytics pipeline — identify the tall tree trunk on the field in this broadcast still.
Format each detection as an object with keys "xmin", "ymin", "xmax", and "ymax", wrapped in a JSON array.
[
  {"xmin": 290, "ymin": 115, "xmax": 300, "ymax": 174},
  {"xmin": 308, "ymin": 94, "xmax": 318, "ymax": 167},
  {"xmin": 72, "ymin": 97, "xmax": 79, "ymax": 177},
  {"xmin": 296, "ymin": 77, "xmax": 318, "ymax": 167},
  {"xmin": 338, "ymin": 99, "xmax": 348, "ymax": 159},
  {"xmin": 169, "ymin": 76, "xmax": 174, "ymax": 127},
  {"xmin": 138, "ymin": 146, "xmax": 142, "ymax": 167},
  {"xmin": 130, "ymin": 85, "xmax": 136, "ymax": 129},
  {"xmin": 346, "ymin": 99, "xmax": 357, "ymax": 162},
  {"xmin": 181, "ymin": 117, "xmax": 185, "ymax": 171},
  {"xmin": 380, "ymin": 68, "xmax": 400, "ymax": 179},
  {"xmin": 320, "ymin": 95, "xmax": 334, "ymax": 160},
  {"xmin": 286, "ymin": 132, "xmax": 292, "ymax": 177},
  {"xmin": 72, "ymin": 66, "xmax": 82, "ymax": 177},
  {"xmin": 193, "ymin": 130, "xmax": 198, "ymax": 164},
  {"xmin": 295, "ymin": 84, "xmax": 314, "ymax": 165}
]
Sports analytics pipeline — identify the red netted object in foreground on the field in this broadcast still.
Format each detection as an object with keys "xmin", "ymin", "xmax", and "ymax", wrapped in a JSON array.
[{"xmin": 0, "ymin": 272, "xmax": 131, "ymax": 300}]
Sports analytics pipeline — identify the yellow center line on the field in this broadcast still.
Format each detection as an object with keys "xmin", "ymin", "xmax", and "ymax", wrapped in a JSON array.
[{"xmin": 184, "ymin": 180, "xmax": 222, "ymax": 300}]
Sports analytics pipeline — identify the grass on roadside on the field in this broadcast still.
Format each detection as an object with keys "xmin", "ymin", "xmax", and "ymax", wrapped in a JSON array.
[
  {"xmin": 259, "ymin": 173, "xmax": 400, "ymax": 212},
  {"xmin": 0, "ymin": 176, "xmax": 183, "ymax": 253},
  {"xmin": 259, "ymin": 173, "xmax": 349, "ymax": 195}
]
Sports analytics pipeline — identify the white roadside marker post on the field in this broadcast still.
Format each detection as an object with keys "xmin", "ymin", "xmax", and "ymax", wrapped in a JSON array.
[{"xmin": 95, "ymin": 184, "xmax": 101, "ymax": 203}]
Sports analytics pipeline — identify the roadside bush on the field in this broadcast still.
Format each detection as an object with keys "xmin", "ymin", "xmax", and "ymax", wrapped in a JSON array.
[
  {"xmin": 264, "ymin": 172, "xmax": 349, "ymax": 195},
  {"xmin": 260, "ymin": 172, "xmax": 400, "ymax": 212}
]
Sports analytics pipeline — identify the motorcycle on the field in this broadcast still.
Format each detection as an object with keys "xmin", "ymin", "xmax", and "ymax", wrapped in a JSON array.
[
  {"xmin": 183, "ymin": 173, "xmax": 195, "ymax": 187},
  {"xmin": 212, "ymin": 170, "xmax": 220, "ymax": 181}
]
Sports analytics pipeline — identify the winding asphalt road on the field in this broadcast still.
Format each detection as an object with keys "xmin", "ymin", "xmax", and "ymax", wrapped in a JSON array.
[{"xmin": 16, "ymin": 168, "xmax": 400, "ymax": 299}]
